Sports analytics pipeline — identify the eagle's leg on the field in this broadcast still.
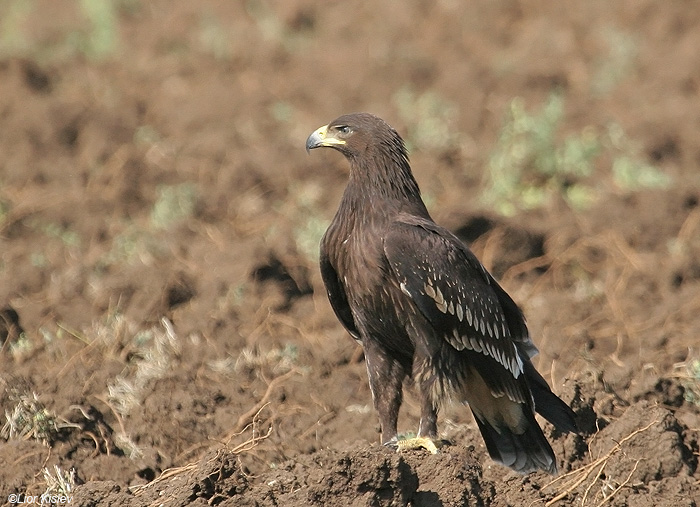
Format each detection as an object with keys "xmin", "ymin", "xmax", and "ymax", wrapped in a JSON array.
[
  {"xmin": 417, "ymin": 392, "xmax": 438, "ymax": 438},
  {"xmin": 363, "ymin": 340, "xmax": 409, "ymax": 444},
  {"xmin": 393, "ymin": 373, "xmax": 444, "ymax": 454}
]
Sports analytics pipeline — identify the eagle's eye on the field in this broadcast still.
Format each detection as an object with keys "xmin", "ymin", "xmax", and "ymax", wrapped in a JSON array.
[{"xmin": 337, "ymin": 125, "xmax": 351, "ymax": 135}]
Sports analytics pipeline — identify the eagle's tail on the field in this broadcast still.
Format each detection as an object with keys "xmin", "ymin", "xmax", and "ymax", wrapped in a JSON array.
[
  {"xmin": 524, "ymin": 359, "xmax": 579, "ymax": 434},
  {"xmin": 472, "ymin": 407, "xmax": 558, "ymax": 474}
]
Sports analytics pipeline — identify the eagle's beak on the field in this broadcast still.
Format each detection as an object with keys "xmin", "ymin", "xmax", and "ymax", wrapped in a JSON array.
[{"xmin": 306, "ymin": 124, "xmax": 346, "ymax": 153}]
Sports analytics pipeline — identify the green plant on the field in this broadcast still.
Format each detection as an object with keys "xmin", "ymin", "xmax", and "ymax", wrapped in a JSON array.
[
  {"xmin": 294, "ymin": 215, "xmax": 328, "ymax": 261},
  {"xmin": 676, "ymin": 358, "xmax": 700, "ymax": 406},
  {"xmin": 150, "ymin": 183, "xmax": 199, "ymax": 229},
  {"xmin": 43, "ymin": 221, "xmax": 81, "ymax": 248},
  {"xmin": 1, "ymin": 390, "xmax": 60, "ymax": 443},
  {"xmin": 592, "ymin": 27, "xmax": 638, "ymax": 96},
  {"xmin": 0, "ymin": 0, "xmax": 134, "ymax": 61},
  {"xmin": 483, "ymin": 93, "xmax": 671, "ymax": 216},
  {"xmin": 270, "ymin": 100, "xmax": 294, "ymax": 124},
  {"xmin": 484, "ymin": 93, "xmax": 599, "ymax": 216},
  {"xmin": 234, "ymin": 343, "xmax": 298, "ymax": 374},
  {"xmin": 8, "ymin": 332, "xmax": 33, "ymax": 359},
  {"xmin": 101, "ymin": 224, "xmax": 165, "ymax": 267},
  {"xmin": 246, "ymin": 0, "xmax": 312, "ymax": 53},
  {"xmin": 286, "ymin": 182, "xmax": 329, "ymax": 262},
  {"xmin": 607, "ymin": 123, "xmax": 672, "ymax": 190},
  {"xmin": 392, "ymin": 86, "xmax": 461, "ymax": 154},
  {"xmin": 74, "ymin": 0, "xmax": 119, "ymax": 59},
  {"xmin": 27, "ymin": 218, "xmax": 81, "ymax": 248},
  {"xmin": 198, "ymin": 10, "xmax": 232, "ymax": 60},
  {"xmin": 133, "ymin": 125, "xmax": 161, "ymax": 146}
]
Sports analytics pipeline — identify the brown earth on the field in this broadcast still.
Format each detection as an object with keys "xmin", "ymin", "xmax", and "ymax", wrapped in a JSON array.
[{"xmin": 1, "ymin": 1, "xmax": 699, "ymax": 505}]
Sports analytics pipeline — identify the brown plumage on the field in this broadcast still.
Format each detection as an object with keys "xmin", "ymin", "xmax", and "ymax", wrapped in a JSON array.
[{"xmin": 306, "ymin": 113, "xmax": 577, "ymax": 474}]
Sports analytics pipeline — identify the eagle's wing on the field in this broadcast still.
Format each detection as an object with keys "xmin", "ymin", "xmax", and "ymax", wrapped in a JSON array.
[
  {"xmin": 320, "ymin": 240, "xmax": 360, "ymax": 341},
  {"xmin": 383, "ymin": 215, "xmax": 535, "ymax": 405}
]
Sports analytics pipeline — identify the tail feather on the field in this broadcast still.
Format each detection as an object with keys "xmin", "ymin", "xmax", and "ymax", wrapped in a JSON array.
[
  {"xmin": 524, "ymin": 360, "xmax": 578, "ymax": 434},
  {"xmin": 472, "ymin": 408, "xmax": 557, "ymax": 474}
]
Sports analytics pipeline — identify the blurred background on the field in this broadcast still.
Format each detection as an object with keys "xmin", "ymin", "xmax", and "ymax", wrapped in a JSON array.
[{"xmin": 0, "ymin": 0, "xmax": 698, "ymax": 502}]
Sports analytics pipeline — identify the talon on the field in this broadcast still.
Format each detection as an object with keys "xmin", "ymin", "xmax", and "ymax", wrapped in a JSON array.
[
  {"xmin": 382, "ymin": 438, "xmax": 399, "ymax": 451},
  {"xmin": 394, "ymin": 436, "xmax": 445, "ymax": 454}
]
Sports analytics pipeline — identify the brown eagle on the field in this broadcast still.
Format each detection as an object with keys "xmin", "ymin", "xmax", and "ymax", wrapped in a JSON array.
[{"xmin": 306, "ymin": 113, "xmax": 577, "ymax": 474}]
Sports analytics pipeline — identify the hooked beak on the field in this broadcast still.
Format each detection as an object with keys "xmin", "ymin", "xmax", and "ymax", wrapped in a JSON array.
[{"xmin": 305, "ymin": 124, "xmax": 346, "ymax": 153}]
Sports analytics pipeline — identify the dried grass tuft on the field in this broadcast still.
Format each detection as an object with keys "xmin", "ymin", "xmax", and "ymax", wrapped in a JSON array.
[{"xmin": 543, "ymin": 418, "xmax": 658, "ymax": 506}]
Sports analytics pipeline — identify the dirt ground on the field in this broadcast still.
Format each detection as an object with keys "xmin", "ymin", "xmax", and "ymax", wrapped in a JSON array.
[{"xmin": 1, "ymin": 0, "xmax": 699, "ymax": 505}]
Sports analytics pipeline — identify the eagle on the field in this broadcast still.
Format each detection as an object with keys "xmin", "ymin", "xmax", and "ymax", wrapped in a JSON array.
[{"xmin": 306, "ymin": 113, "xmax": 577, "ymax": 474}]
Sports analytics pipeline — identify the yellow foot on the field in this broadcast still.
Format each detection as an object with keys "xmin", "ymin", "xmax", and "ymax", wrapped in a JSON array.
[{"xmin": 394, "ymin": 436, "xmax": 445, "ymax": 454}]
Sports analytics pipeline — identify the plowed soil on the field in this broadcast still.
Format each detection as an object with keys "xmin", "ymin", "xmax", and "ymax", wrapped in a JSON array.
[{"xmin": 1, "ymin": 1, "xmax": 699, "ymax": 506}]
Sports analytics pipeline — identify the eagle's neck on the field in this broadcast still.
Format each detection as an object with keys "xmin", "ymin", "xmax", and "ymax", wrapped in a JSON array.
[
  {"xmin": 343, "ymin": 147, "xmax": 428, "ymax": 217},
  {"xmin": 324, "ymin": 144, "xmax": 430, "ymax": 290}
]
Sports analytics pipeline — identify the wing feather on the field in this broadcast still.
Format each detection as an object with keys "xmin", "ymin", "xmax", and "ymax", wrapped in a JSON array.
[
  {"xmin": 320, "ymin": 240, "xmax": 360, "ymax": 341},
  {"xmin": 383, "ymin": 216, "xmax": 531, "ymax": 402}
]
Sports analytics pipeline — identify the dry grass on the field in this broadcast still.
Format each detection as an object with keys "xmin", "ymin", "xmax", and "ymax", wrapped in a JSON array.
[
  {"xmin": 173, "ymin": 366, "xmax": 302, "ymax": 464},
  {"xmin": 543, "ymin": 418, "xmax": 658, "ymax": 506},
  {"xmin": 42, "ymin": 464, "xmax": 76, "ymax": 498},
  {"xmin": 130, "ymin": 403, "xmax": 273, "ymax": 499},
  {"xmin": 98, "ymin": 317, "xmax": 181, "ymax": 458},
  {"xmin": 104, "ymin": 317, "xmax": 180, "ymax": 417},
  {"xmin": 470, "ymin": 225, "xmax": 652, "ymax": 379},
  {"xmin": 671, "ymin": 356, "xmax": 700, "ymax": 406},
  {"xmin": 1, "ymin": 390, "xmax": 60, "ymax": 443},
  {"xmin": 0, "ymin": 379, "xmax": 79, "ymax": 444}
]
